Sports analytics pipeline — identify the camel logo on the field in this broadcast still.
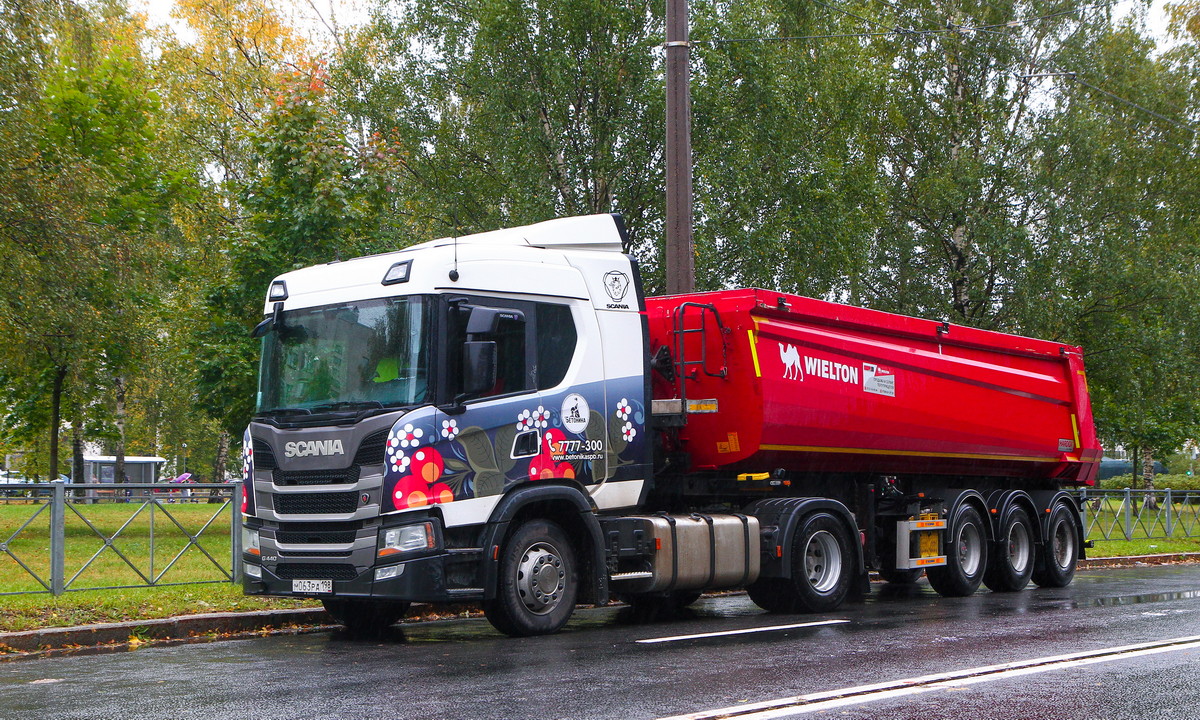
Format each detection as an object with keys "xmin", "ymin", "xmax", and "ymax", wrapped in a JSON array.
[{"xmin": 779, "ymin": 344, "xmax": 803, "ymax": 380}]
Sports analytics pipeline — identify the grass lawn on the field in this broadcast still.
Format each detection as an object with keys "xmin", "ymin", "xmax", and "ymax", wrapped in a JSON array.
[{"xmin": 1, "ymin": 499, "xmax": 1198, "ymax": 633}]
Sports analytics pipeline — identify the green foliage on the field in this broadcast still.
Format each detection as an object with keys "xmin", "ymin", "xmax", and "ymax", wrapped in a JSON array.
[{"xmin": 3, "ymin": 0, "xmax": 1200, "ymax": 488}]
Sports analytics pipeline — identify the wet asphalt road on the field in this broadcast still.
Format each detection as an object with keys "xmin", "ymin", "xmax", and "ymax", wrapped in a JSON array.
[{"xmin": 3, "ymin": 564, "xmax": 1199, "ymax": 720}]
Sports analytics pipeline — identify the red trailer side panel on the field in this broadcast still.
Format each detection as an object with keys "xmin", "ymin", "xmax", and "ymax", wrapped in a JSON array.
[{"xmin": 646, "ymin": 289, "xmax": 1100, "ymax": 484}]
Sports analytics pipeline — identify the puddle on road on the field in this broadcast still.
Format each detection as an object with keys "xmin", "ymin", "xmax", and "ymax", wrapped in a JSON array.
[{"xmin": 1090, "ymin": 589, "xmax": 1200, "ymax": 607}]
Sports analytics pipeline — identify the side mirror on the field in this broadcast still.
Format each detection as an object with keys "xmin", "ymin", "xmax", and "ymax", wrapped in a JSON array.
[
  {"xmin": 251, "ymin": 302, "xmax": 285, "ymax": 339},
  {"xmin": 461, "ymin": 341, "xmax": 497, "ymax": 397},
  {"xmin": 466, "ymin": 306, "xmax": 525, "ymax": 336}
]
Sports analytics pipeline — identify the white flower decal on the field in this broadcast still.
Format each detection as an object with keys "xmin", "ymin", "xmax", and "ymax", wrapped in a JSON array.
[
  {"xmin": 395, "ymin": 424, "xmax": 423, "ymax": 449},
  {"xmin": 390, "ymin": 452, "xmax": 411, "ymax": 474},
  {"xmin": 441, "ymin": 419, "xmax": 459, "ymax": 440},
  {"xmin": 615, "ymin": 398, "xmax": 631, "ymax": 421},
  {"xmin": 533, "ymin": 405, "xmax": 550, "ymax": 429},
  {"xmin": 621, "ymin": 422, "xmax": 637, "ymax": 442},
  {"xmin": 516, "ymin": 409, "xmax": 535, "ymax": 431}
]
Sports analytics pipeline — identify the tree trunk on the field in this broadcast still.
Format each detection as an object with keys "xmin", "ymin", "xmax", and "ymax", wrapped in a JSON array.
[
  {"xmin": 209, "ymin": 431, "xmax": 230, "ymax": 503},
  {"xmin": 1143, "ymin": 452, "xmax": 1159, "ymax": 510},
  {"xmin": 48, "ymin": 365, "xmax": 67, "ymax": 481},
  {"xmin": 114, "ymin": 375, "xmax": 127, "ymax": 485},
  {"xmin": 71, "ymin": 423, "xmax": 85, "ymax": 500}
]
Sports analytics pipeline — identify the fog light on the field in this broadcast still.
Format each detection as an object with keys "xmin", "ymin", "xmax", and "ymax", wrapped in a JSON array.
[
  {"xmin": 244, "ymin": 563, "xmax": 263, "ymax": 579},
  {"xmin": 243, "ymin": 527, "xmax": 260, "ymax": 556},
  {"xmin": 375, "ymin": 565, "xmax": 404, "ymax": 582},
  {"xmin": 379, "ymin": 522, "xmax": 434, "ymax": 557}
]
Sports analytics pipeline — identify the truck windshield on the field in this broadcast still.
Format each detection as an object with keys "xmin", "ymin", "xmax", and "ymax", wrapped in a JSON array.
[{"xmin": 256, "ymin": 296, "xmax": 432, "ymax": 415}]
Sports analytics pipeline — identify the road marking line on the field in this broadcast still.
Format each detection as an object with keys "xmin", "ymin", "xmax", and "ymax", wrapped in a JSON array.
[
  {"xmin": 637, "ymin": 619, "xmax": 850, "ymax": 645},
  {"xmin": 657, "ymin": 634, "xmax": 1200, "ymax": 720}
]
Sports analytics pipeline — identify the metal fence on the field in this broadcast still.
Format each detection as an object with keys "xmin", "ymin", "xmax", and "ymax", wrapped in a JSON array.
[
  {"xmin": 0, "ymin": 482, "xmax": 243, "ymax": 596},
  {"xmin": 1075, "ymin": 487, "xmax": 1200, "ymax": 542}
]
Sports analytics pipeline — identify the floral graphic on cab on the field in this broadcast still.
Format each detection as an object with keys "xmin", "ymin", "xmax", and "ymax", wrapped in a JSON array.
[
  {"xmin": 615, "ymin": 398, "xmax": 632, "ymax": 421},
  {"xmin": 516, "ymin": 409, "xmax": 535, "ymax": 432},
  {"xmin": 440, "ymin": 419, "xmax": 459, "ymax": 440},
  {"xmin": 529, "ymin": 428, "xmax": 576, "ymax": 481},
  {"xmin": 621, "ymin": 422, "xmax": 637, "ymax": 442}
]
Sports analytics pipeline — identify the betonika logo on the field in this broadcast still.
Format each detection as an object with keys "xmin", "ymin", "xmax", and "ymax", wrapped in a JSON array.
[{"xmin": 283, "ymin": 439, "xmax": 345, "ymax": 458}]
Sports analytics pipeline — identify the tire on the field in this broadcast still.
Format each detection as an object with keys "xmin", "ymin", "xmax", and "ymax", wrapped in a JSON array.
[
  {"xmin": 322, "ymin": 598, "xmax": 410, "ymax": 635},
  {"xmin": 483, "ymin": 519, "xmax": 578, "ymax": 637},
  {"xmin": 983, "ymin": 506, "xmax": 1036, "ymax": 592},
  {"xmin": 878, "ymin": 566, "xmax": 924, "ymax": 585},
  {"xmin": 927, "ymin": 504, "xmax": 989, "ymax": 597},
  {"xmin": 1031, "ymin": 502, "xmax": 1080, "ymax": 588},
  {"xmin": 749, "ymin": 513, "xmax": 853, "ymax": 613}
]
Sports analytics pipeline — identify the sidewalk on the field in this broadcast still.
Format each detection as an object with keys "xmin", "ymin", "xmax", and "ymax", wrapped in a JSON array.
[{"xmin": 3, "ymin": 553, "xmax": 1197, "ymax": 658}]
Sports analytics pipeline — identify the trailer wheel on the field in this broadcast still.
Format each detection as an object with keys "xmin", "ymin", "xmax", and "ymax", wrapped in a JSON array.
[
  {"xmin": 1031, "ymin": 502, "xmax": 1079, "ymax": 588},
  {"xmin": 927, "ymin": 504, "xmax": 988, "ymax": 597},
  {"xmin": 322, "ymin": 598, "xmax": 410, "ymax": 635},
  {"xmin": 483, "ymin": 519, "xmax": 578, "ymax": 637},
  {"xmin": 878, "ymin": 566, "xmax": 924, "ymax": 585},
  {"xmin": 983, "ymin": 507, "xmax": 1036, "ymax": 592}
]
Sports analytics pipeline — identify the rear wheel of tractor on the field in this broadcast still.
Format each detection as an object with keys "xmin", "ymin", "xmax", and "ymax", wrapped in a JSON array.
[
  {"xmin": 322, "ymin": 598, "xmax": 410, "ymax": 635},
  {"xmin": 1031, "ymin": 502, "xmax": 1080, "ymax": 588},
  {"xmin": 484, "ymin": 519, "xmax": 578, "ymax": 637},
  {"xmin": 927, "ymin": 504, "xmax": 989, "ymax": 597},
  {"xmin": 746, "ymin": 578, "xmax": 795, "ymax": 613},
  {"xmin": 983, "ymin": 507, "xmax": 1036, "ymax": 592},
  {"xmin": 790, "ymin": 512, "xmax": 854, "ymax": 613}
]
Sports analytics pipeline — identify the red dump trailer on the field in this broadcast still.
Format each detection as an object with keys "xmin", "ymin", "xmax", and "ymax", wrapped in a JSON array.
[
  {"xmin": 645, "ymin": 288, "xmax": 1100, "ymax": 484},
  {"xmin": 241, "ymin": 215, "xmax": 1100, "ymax": 636}
]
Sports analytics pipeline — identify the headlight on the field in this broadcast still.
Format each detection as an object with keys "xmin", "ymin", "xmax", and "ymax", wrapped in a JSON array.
[
  {"xmin": 379, "ymin": 522, "xmax": 435, "ymax": 557},
  {"xmin": 243, "ymin": 527, "xmax": 260, "ymax": 556}
]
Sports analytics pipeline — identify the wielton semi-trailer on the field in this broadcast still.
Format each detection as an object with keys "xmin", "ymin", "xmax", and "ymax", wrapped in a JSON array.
[{"xmin": 240, "ymin": 214, "xmax": 1101, "ymax": 636}]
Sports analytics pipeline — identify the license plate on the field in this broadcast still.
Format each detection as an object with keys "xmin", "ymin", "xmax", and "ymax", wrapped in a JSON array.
[{"xmin": 292, "ymin": 579, "xmax": 332, "ymax": 594}]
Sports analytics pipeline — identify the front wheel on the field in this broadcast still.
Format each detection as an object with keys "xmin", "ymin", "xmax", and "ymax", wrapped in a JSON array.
[
  {"xmin": 1031, "ymin": 502, "xmax": 1080, "ymax": 588},
  {"xmin": 484, "ymin": 520, "xmax": 578, "ymax": 637},
  {"xmin": 322, "ymin": 598, "xmax": 410, "ymax": 635},
  {"xmin": 927, "ymin": 504, "xmax": 989, "ymax": 597}
]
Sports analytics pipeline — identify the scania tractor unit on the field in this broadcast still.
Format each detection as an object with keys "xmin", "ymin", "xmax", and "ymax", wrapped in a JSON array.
[{"xmin": 240, "ymin": 214, "xmax": 1101, "ymax": 636}]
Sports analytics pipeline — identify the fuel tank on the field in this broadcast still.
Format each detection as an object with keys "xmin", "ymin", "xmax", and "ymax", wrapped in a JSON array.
[{"xmin": 645, "ymin": 289, "xmax": 1100, "ymax": 484}]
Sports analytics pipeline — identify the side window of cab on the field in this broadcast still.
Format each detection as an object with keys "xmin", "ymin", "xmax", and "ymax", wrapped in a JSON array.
[{"xmin": 447, "ymin": 298, "xmax": 578, "ymax": 401}]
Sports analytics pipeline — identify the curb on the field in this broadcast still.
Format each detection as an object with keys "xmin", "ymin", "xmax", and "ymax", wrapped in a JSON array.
[
  {"xmin": 1078, "ymin": 552, "xmax": 1200, "ymax": 568},
  {"xmin": 4, "ymin": 553, "xmax": 1199, "ymax": 657},
  {"xmin": 0, "ymin": 608, "xmax": 333, "ymax": 657}
]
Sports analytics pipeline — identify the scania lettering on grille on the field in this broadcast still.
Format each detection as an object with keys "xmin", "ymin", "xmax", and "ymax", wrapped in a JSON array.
[{"xmin": 283, "ymin": 440, "xmax": 346, "ymax": 458}]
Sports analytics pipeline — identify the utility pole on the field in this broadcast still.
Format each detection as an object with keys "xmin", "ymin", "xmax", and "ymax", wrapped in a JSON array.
[{"xmin": 665, "ymin": 0, "xmax": 695, "ymax": 294}]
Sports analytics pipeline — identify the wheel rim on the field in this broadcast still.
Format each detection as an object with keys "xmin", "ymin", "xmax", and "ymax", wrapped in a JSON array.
[
  {"xmin": 1052, "ymin": 517, "xmax": 1075, "ymax": 570},
  {"xmin": 516, "ymin": 541, "xmax": 566, "ymax": 615},
  {"xmin": 804, "ymin": 530, "xmax": 843, "ymax": 594},
  {"xmin": 956, "ymin": 521, "xmax": 983, "ymax": 576},
  {"xmin": 1007, "ymin": 520, "xmax": 1032, "ymax": 573}
]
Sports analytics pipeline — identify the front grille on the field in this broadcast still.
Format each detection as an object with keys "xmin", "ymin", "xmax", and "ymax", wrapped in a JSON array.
[
  {"xmin": 275, "ymin": 521, "xmax": 362, "ymax": 545},
  {"xmin": 279, "ymin": 550, "xmax": 353, "ymax": 558},
  {"xmin": 275, "ymin": 563, "xmax": 359, "ymax": 580},
  {"xmin": 273, "ymin": 491, "xmax": 359, "ymax": 515},
  {"xmin": 273, "ymin": 466, "xmax": 360, "ymax": 486},
  {"xmin": 253, "ymin": 438, "xmax": 277, "ymax": 471},
  {"xmin": 353, "ymin": 429, "xmax": 389, "ymax": 467}
]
